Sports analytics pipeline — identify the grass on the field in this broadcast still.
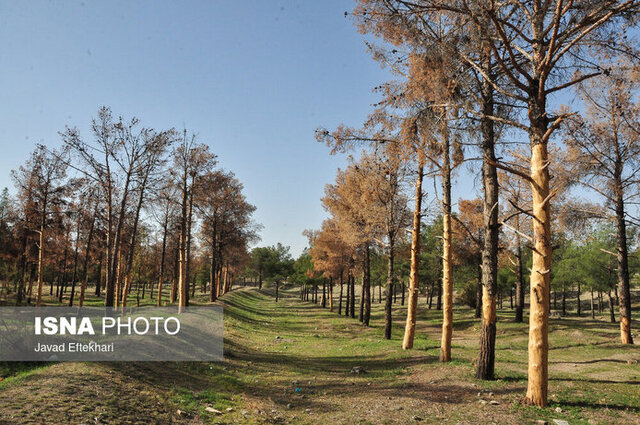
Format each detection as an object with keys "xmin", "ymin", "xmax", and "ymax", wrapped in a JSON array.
[{"xmin": 0, "ymin": 286, "xmax": 638, "ymax": 424}]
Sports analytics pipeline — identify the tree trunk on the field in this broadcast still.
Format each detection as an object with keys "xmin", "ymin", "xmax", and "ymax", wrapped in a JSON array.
[
  {"xmin": 322, "ymin": 281, "xmax": 326, "ymax": 308},
  {"xmin": 178, "ymin": 169, "xmax": 189, "ymax": 312},
  {"xmin": 476, "ymin": 78, "xmax": 499, "ymax": 379},
  {"xmin": 106, "ymin": 169, "xmax": 133, "ymax": 307},
  {"xmin": 614, "ymin": 184, "xmax": 634, "ymax": 344},
  {"xmin": 338, "ymin": 273, "xmax": 343, "ymax": 315},
  {"xmin": 608, "ymin": 289, "xmax": 616, "ymax": 323},
  {"xmin": 79, "ymin": 207, "xmax": 97, "ymax": 308},
  {"xmin": 475, "ymin": 264, "xmax": 483, "ymax": 319},
  {"xmin": 16, "ymin": 233, "xmax": 28, "ymax": 306},
  {"xmin": 350, "ymin": 273, "xmax": 356, "ymax": 319},
  {"xmin": 345, "ymin": 273, "xmax": 350, "ymax": 315},
  {"xmin": 95, "ymin": 252, "xmax": 103, "ymax": 297},
  {"xmin": 598, "ymin": 291, "xmax": 603, "ymax": 313},
  {"xmin": 590, "ymin": 290, "xmax": 595, "ymax": 319},
  {"xmin": 58, "ymin": 248, "xmax": 68, "ymax": 303},
  {"xmin": 157, "ymin": 217, "xmax": 168, "ymax": 307},
  {"xmin": 329, "ymin": 279, "xmax": 334, "ymax": 312},
  {"xmin": 35, "ymin": 199, "xmax": 47, "ymax": 306},
  {"xmin": 576, "ymin": 282, "xmax": 581, "ymax": 317},
  {"xmin": 384, "ymin": 241, "xmax": 393, "ymax": 338},
  {"xmin": 359, "ymin": 275, "xmax": 365, "ymax": 323},
  {"xmin": 440, "ymin": 130, "xmax": 453, "ymax": 363},
  {"xmin": 524, "ymin": 95, "xmax": 552, "ymax": 407},
  {"xmin": 364, "ymin": 244, "xmax": 371, "ymax": 327},
  {"xmin": 209, "ymin": 229, "xmax": 217, "ymax": 303}
]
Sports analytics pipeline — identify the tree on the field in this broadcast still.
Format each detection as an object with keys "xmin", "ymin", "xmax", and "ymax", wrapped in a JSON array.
[
  {"xmin": 564, "ymin": 69, "xmax": 640, "ymax": 344},
  {"xmin": 249, "ymin": 247, "xmax": 274, "ymax": 290},
  {"xmin": 11, "ymin": 145, "xmax": 70, "ymax": 306},
  {"xmin": 171, "ymin": 130, "xmax": 216, "ymax": 312},
  {"xmin": 198, "ymin": 169, "xmax": 258, "ymax": 302},
  {"xmin": 257, "ymin": 244, "xmax": 294, "ymax": 302},
  {"xmin": 61, "ymin": 107, "xmax": 173, "ymax": 307}
]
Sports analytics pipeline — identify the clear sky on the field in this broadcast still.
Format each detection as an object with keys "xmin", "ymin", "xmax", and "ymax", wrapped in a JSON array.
[{"xmin": 0, "ymin": 0, "xmax": 483, "ymax": 256}]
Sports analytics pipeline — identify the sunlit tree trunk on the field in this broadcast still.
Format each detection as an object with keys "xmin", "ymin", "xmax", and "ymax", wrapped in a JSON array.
[
  {"xmin": 440, "ymin": 128, "xmax": 453, "ymax": 363},
  {"xmin": 614, "ymin": 179, "xmax": 634, "ymax": 344},
  {"xmin": 524, "ymin": 91, "xmax": 553, "ymax": 406},
  {"xmin": 170, "ymin": 247, "xmax": 178, "ymax": 303}
]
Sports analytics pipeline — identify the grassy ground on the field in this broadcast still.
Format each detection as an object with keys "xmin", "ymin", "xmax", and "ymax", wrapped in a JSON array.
[{"xmin": 0, "ymin": 286, "xmax": 638, "ymax": 424}]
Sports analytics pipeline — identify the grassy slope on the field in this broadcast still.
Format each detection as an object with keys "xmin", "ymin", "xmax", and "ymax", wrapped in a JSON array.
[{"xmin": 0, "ymin": 287, "xmax": 639, "ymax": 424}]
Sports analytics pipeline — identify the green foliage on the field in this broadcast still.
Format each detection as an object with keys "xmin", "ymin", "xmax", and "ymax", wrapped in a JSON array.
[
  {"xmin": 418, "ymin": 218, "xmax": 443, "ymax": 295},
  {"xmin": 552, "ymin": 224, "xmax": 618, "ymax": 293},
  {"xmin": 248, "ymin": 243, "xmax": 294, "ymax": 285}
]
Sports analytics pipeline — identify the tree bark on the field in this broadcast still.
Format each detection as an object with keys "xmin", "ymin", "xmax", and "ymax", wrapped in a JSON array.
[
  {"xmin": 476, "ymin": 73, "xmax": 499, "ymax": 379},
  {"xmin": 514, "ymin": 218, "xmax": 524, "ymax": 322},
  {"xmin": 350, "ymin": 273, "xmax": 356, "ymax": 318},
  {"xmin": 78, "ymin": 206, "xmax": 97, "ymax": 308},
  {"xmin": 475, "ymin": 263, "xmax": 482, "ymax": 319},
  {"xmin": 178, "ymin": 168, "xmax": 189, "ymax": 312},
  {"xmin": 322, "ymin": 280, "xmax": 327, "ymax": 308},
  {"xmin": 364, "ymin": 244, "xmax": 371, "ymax": 326},
  {"xmin": 338, "ymin": 272, "xmax": 343, "ymax": 315},
  {"xmin": 68, "ymin": 219, "xmax": 81, "ymax": 306},
  {"xmin": 35, "ymin": 191, "xmax": 48, "ymax": 306},
  {"xmin": 614, "ymin": 183, "xmax": 634, "ymax": 344},
  {"xmin": 384, "ymin": 241, "xmax": 393, "ymax": 338},
  {"xmin": 524, "ymin": 96, "xmax": 552, "ymax": 407},
  {"xmin": 329, "ymin": 278, "xmax": 334, "ymax": 312},
  {"xmin": 157, "ymin": 215, "xmax": 168, "ymax": 307},
  {"xmin": 608, "ymin": 289, "xmax": 616, "ymax": 323},
  {"xmin": 440, "ymin": 127, "xmax": 453, "ymax": 363},
  {"xmin": 95, "ymin": 252, "xmax": 103, "ymax": 297}
]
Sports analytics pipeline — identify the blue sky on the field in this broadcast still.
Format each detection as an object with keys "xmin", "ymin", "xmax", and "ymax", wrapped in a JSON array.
[{"xmin": 0, "ymin": 0, "xmax": 485, "ymax": 255}]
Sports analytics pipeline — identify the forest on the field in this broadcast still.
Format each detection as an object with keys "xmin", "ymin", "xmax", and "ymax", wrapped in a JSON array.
[{"xmin": 1, "ymin": 1, "xmax": 640, "ymax": 424}]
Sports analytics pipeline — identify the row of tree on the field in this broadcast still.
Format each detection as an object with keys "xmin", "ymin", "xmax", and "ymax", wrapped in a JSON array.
[
  {"xmin": 0, "ymin": 107, "xmax": 259, "ymax": 310},
  {"xmin": 301, "ymin": 0, "xmax": 640, "ymax": 407}
]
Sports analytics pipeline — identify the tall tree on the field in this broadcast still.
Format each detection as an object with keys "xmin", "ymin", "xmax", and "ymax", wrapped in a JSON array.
[
  {"xmin": 171, "ymin": 130, "xmax": 216, "ymax": 312},
  {"xmin": 11, "ymin": 145, "xmax": 69, "ymax": 306},
  {"xmin": 564, "ymin": 69, "xmax": 640, "ymax": 344}
]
